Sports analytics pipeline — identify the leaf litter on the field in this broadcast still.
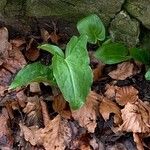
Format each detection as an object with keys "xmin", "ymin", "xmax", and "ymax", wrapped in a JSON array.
[{"xmin": 0, "ymin": 25, "xmax": 149, "ymax": 150}]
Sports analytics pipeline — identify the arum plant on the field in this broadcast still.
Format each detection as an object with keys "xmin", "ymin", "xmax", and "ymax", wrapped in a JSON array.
[{"xmin": 10, "ymin": 35, "xmax": 93, "ymax": 110}]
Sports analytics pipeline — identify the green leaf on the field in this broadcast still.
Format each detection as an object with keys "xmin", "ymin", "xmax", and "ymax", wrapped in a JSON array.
[
  {"xmin": 129, "ymin": 48, "xmax": 150, "ymax": 65},
  {"xmin": 9, "ymin": 62, "xmax": 56, "ymax": 89},
  {"xmin": 38, "ymin": 44, "xmax": 64, "ymax": 57},
  {"xmin": 145, "ymin": 69, "xmax": 150, "ymax": 80},
  {"xmin": 77, "ymin": 14, "xmax": 105, "ymax": 44},
  {"xmin": 53, "ymin": 35, "xmax": 93, "ymax": 109},
  {"xmin": 95, "ymin": 43, "xmax": 131, "ymax": 64}
]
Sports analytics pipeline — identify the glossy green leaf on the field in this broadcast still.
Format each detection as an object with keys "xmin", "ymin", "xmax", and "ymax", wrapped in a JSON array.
[
  {"xmin": 95, "ymin": 43, "xmax": 131, "ymax": 64},
  {"xmin": 53, "ymin": 35, "xmax": 93, "ymax": 109},
  {"xmin": 145, "ymin": 69, "xmax": 150, "ymax": 80},
  {"xmin": 9, "ymin": 62, "xmax": 56, "ymax": 89},
  {"xmin": 129, "ymin": 48, "xmax": 150, "ymax": 65},
  {"xmin": 38, "ymin": 44, "xmax": 64, "ymax": 57},
  {"xmin": 77, "ymin": 14, "xmax": 105, "ymax": 44}
]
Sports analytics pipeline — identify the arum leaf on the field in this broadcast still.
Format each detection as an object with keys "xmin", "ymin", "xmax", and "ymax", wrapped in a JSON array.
[
  {"xmin": 129, "ymin": 48, "xmax": 150, "ymax": 65},
  {"xmin": 53, "ymin": 35, "xmax": 93, "ymax": 109},
  {"xmin": 38, "ymin": 44, "xmax": 64, "ymax": 57},
  {"xmin": 95, "ymin": 43, "xmax": 131, "ymax": 64},
  {"xmin": 145, "ymin": 69, "xmax": 150, "ymax": 80},
  {"xmin": 9, "ymin": 62, "xmax": 56, "ymax": 89},
  {"xmin": 77, "ymin": 14, "xmax": 105, "ymax": 44}
]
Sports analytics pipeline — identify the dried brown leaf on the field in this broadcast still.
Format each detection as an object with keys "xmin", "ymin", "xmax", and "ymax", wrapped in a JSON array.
[
  {"xmin": 20, "ymin": 115, "xmax": 72, "ymax": 150},
  {"xmin": 93, "ymin": 63, "xmax": 104, "ymax": 81},
  {"xmin": 99, "ymin": 98, "xmax": 122, "ymax": 125},
  {"xmin": 133, "ymin": 133, "xmax": 144, "ymax": 150},
  {"xmin": 10, "ymin": 37, "xmax": 26, "ymax": 48},
  {"xmin": 105, "ymin": 84, "xmax": 117, "ymax": 99},
  {"xmin": 0, "ymin": 69, "xmax": 12, "ymax": 96},
  {"xmin": 0, "ymin": 27, "xmax": 10, "ymax": 65},
  {"xmin": 3, "ymin": 46, "xmax": 26, "ymax": 73},
  {"xmin": 0, "ymin": 108, "xmax": 13, "ymax": 149},
  {"xmin": 72, "ymin": 91, "xmax": 100, "ymax": 133},
  {"xmin": 52, "ymin": 94, "xmax": 71, "ymax": 119},
  {"xmin": 115, "ymin": 86, "xmax": 139, "ymax": 106},
  {"xmin": 40, "ymin": 28, "xmax": 50, "ymax": 42},
  {"xmin": 29, "ymin": 82, "xmax": 41, "ymax": 93},
  {"xmin": 23, "ymin": 96, "xmax": 42, "ymax": 126},
  {"xmin": 119, "ymin": 100, "xmax": 150, "ymax": 133},
  {"xmin": 108, "ymin": 62, "xmax": 137, "ymax": 80}
]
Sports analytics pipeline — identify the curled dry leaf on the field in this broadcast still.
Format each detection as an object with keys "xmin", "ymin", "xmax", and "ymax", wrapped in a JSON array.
[
  {"xmin": 119, "ymin": 100, "xmax": 150, "ymax": 133},
  {"xmin": 23, "ymin": 96, "xmax": 42, "ymax": 126},
  {"xmin": 40, "ymin": 28, "xmax": 50, "ymax": 42},
  {"xmin": 3, "ymin": 46, "xmax": 26, "ymax": 74},
  {"xmin": 115, "ymin": 86, "xmax": 139, "ymax": 106},
  {"xmin": 105, "ymin": 84, "xmax": 117, "ymax": 99},
  {"xmin": 133, "ymin": 133, "xmax": 144, "ymax": 150},
  {"xmin": 10, "ymin": 37, "xmax": 26, "ymax": 48},
  {"xmin": 72, "ymin": 91, "xmax": 101, "ymax": 133},
  {"xmin": 29, "ymin": 82, "xmax": 41, "ymax": 93},
  {"xmin": 0, "ymin": 27, "xmax": 10, "ymax": 65},
  {"xmin": 0, "ymin": 108, "xmax": 13, "ymax": 149},
  {"xmin": 20, "ymin": 115, "xmax": 72, "ymax": 150},
  {"xmin": 108, "ymin": 62, "xmax": 137, "ymax": 80},
  {"xmin": 25, "ymin": 38, "xmax": 40, "ymax": 61},
  {"xmin": 52, "ymin": 94, "xmax": 72, "ymax": 119},
  {"xmin": 99, "ymin": 97, "xmax": 122, "ymax": 125},
  {"xmin": 93, "ymin": 63, "xmax": 104, "ymax": 81}
]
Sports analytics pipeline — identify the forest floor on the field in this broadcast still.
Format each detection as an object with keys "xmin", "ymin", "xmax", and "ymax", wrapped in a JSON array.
[{"xmin": 0, "ymin": 20, "xmax": 150, "ymax": 150}]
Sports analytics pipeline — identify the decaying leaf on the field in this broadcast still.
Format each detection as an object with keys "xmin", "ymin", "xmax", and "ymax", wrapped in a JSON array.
[
  {"xmin": 115, "ymin": 86, "xmax": 139, "ymax": 106},
  {"xmin": 99, "ymin": 98, "xmax": 122, "ymax": 125},
  {"xmin": 3, "ymin": 45, "xmax": 26, "ymax": 73},
  {"xmin": 0, "ymin": 27, "xmax": 10, "ymax": 65},
  {"xmin": 0, "ymin": 108, "xmax": 13, "ymax": 149},
  {"xmin": 104, "ymin": 84, "xmax": 117, "ymax": 99},
  {"xmin": 25, "ymin": 38, "xmax": 40, "ymax": 61},
  {"xmin": 29, "ymin": 82, "xmax": 41, "ymax": 93},
  {"xmin": 72, "ymin": 91, "xmax": 100, "ymax": 133},
  {"xmin": 40, "ymin": 28, "xmax": 50, "ymax": 42},
  {"xmin": 10, "ymin": 37, "xmax": 26, "ymax": 48},
  {"xmin": 52, "ymin": 94, "xmax": 72, "ymax": 119},
  {"xmin": 20, "ymin": 115, "xmax": 72, "ymax": 150},
  {"xmin": 108, "ymin": 62, "xmax": 137, "ymax": 80},
  {"xmin": 133, "ymin": 133, "xmax": 144, "ymax": 150},
  {"xmin": 93, "ymin": 63, "xmax": 104, "ymax": 81},
  {"xmin": 23, "ymin": 96, "xmax": 42, "ymax": 126},
  {"xmin": 119, "ymin": 100, "xmax": 150, "ymax": 133},
  {"xmin": 0, "ymin": 69, "xmax": 12, "ymax": 96}
]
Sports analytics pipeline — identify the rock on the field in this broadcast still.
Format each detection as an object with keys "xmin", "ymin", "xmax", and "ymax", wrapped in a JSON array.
[
  {"xmin": 26, "ymin": 0, "xmax": 124, "ymax": 26},
  {"xmin": 109, "ymin": 11, "xmax": 140, "ymax": 47},
  {"xmin": 125, "ymin": 0, "xmax": 150, "ymax": 29}
]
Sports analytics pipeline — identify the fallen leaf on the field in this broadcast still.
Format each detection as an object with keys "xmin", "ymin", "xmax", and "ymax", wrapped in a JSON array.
[
  {"xmin": 0, "ymin": 108, "xmax": 13, "ymax": 149},
  {"xmin": 108, "ymin": 62, "xmax": 137, "ymax": 80},
  {"xmin": 23, "ymin": 96, "xmax": 42, "ymax": 126},
  {"xmin": 99, "ymin": 97, "xmax": 122, "ymax": 125},
  {"xmin": 72, "ymin": 91, "xmax": 100, "ymax": 133},
  {"xmin": 133, "ymin": 133, "xmax": 144, "ymax": 150},
  {"xmin": 115, "ymin": 86, "xmax": 139, "ymax": 106},
  {"xmin": 119, "ymin": 100, "xmax": 150, "ymax": 133},
  {"xmin": 3, "ymin": 46, "xmax": 26, "ymax": 73},
  {"xmin": 10, "ymin": 37, "xmax": 26, "ymax": 48},
  {"xmin": 40, "ymin": 28, "xmax": 50, "ymax": 42},
  {"xmin": 0, "ymin": 27, "xmax": 10, "ymax": 65},
  {"xmin": 29, "ymin": 82, "xmax": 41, "ymax": 93},
  {"xmin": 93, "ymin": 63, "xmax": 104, "ymax": 81},
  {"xmin": 0, "ymin": 68, "xmax": 12, "ymax": 96},
  {"xmin": 49, "ymin": 22, "xmax": 61, "ymax": 44},
  {"xmin": 20, "ymin": 115, "xmax": 72, "ymax": 150},
  {"xmin": 104, "ymin": 84, "xmax": 117, "ymax": 99},
  {"xmin": 25, "ymin": 38, "xmax": 40, "ymax": 61},
  {"xmin": 52, "ymin": 94, "xmax": 72, "ymax": 119},
  {"xmin": 106, "ymin": 143, "xmax": 127, "ymax": 150}
]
